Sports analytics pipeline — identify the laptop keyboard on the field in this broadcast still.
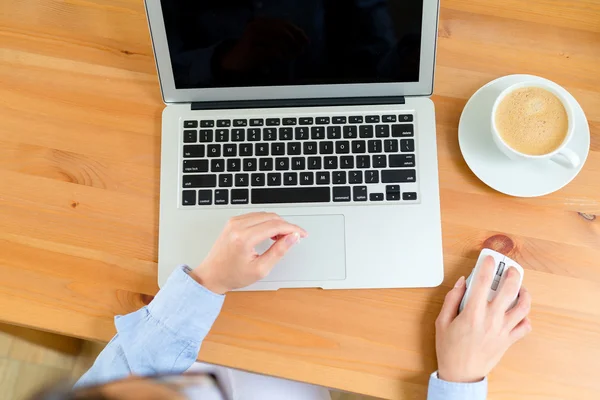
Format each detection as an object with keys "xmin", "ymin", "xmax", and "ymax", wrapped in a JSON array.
[{"xmin": 180, "ymin": 114, "xmax": 418, "ymax": 206}]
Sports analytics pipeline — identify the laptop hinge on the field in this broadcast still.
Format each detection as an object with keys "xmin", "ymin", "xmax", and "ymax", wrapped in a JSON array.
[{"xmin": 191, "ymin": 96, "xmax": 405, "ymax": 110}]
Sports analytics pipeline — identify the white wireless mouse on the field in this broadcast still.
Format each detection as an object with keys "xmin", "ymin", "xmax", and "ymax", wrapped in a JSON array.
[{"xmin": 459, "ymin": 248, "xmax": 524, "ymax": 313}]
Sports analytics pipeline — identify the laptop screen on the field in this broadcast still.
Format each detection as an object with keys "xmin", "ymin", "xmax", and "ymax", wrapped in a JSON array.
[{"xmin": 160, "ymin": 0, "xmax": 424, "ymax": 90}]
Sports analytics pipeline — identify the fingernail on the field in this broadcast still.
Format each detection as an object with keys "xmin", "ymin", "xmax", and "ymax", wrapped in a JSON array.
[
  {"xmin": 285, "ymin": 232, "xmax": 300, "ymax": 246},
  {"xmin": 454, "ymin": 276, "xmax": 465, "ymax": 288}
]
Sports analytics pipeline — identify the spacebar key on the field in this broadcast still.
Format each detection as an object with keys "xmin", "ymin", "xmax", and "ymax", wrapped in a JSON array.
[{"xmin": 252, "ymin": 187, "xmax": 330, "ymax": 204}]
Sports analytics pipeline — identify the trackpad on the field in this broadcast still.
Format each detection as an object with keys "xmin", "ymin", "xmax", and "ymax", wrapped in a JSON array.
[{"xmin": 256, "ymin": 215, "xmax": 346, "ymax": 282}]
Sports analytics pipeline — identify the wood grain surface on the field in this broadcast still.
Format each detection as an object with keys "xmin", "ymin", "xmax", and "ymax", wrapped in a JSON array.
[{"xmin": 1, "ymin": 1, "xmax": 599, "ymax": 398}]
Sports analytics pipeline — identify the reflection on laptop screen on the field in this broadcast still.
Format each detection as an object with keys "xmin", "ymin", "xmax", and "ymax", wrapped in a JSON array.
[{"xmin": 160, "ymin": 0, "xmax": 424, "ymax": 89}]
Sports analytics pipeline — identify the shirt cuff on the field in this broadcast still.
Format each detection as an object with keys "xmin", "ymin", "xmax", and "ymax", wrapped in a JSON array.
[
  {"xmin": 427, "ymin": 371, "xmax": 487, "ymax": 400},
  {"xmin": 147, "ymin": 265, "xmax": 225, "ymax": 341}
]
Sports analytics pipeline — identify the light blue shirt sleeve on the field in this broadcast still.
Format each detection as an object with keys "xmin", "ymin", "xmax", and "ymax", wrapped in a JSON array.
[
  {"xmin": 75, "ymin": 266, "xmax": 225, "ymax": 388},
  {"xmin": 427, "ymin": 371, "xmax": 487, "ymax": 400}
]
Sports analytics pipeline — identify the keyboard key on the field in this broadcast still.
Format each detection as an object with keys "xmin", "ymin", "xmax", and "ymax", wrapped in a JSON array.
[
  {"xmin": 352, "ymin": 140, "xmax": 366, "ymax": 154},
  {"xmin": 183, "ymin": 175, "xmax": 217, "ymax": 188},
  {"xmin": 300, "ymin": 172, "xmax": 313, "ymax": 185},
  {"xmin": 386, "ymin": 191, "xmax": 401, "ymax": 201},
  {"xmin": 231, "ymin": 189, "xmax": 249, "ymax": 204},
  {"xmin": 320, "ymin": 141, "xmax": 334, "ymax": 154},
  {"xmin": 235, "ymin": 173, "xmax": 249, "ymax": 187},
  {"xmin": 340, "ymin": 156, "xmax": 354, "ymax": 169},
  {"xmin": 356, "ymin": 155, "xmax": 370, "ymax": 169},
  {"xmin": 336, "ymin": 141, "xmax": 350, "ymax": 154},
  {"xmin": 332, "ymin": 171, "xmax": 346, "ymax": 184},
  {"xmin": 207, "ymin": 145, "xmax": 220, "ymax": 157},
  {"xmin": 259, "ymin": 158, "xmax": 273, "ymax": 171},
  {"xmin": 215, "ymin": 189, "xmax": 229, "ymax": 205},
  {"xmin": 324, "ymin": 156, "xmax": 337, "ymax": 169},
  {"xmin": 382, "ymin": 115, "xmax": 396, "ymax": 122},
  {"xmin": 217, "ymin": 119, "xmax": 230, "ymax": 127},
  {"xmin": 250, "ymin": 118, "xmax": 264, "ymax": 126},
  {"xmin": 284, "ymin": 172, "xmax": 298, "ymax": 186},
  {"xmin": 359, "ymin": 125, "xmax": 374, "ymax": 138},
  {"xmin": 332, "ymin": 116, "xmax": 347, "ymax": 124},
  {"xmin": 401, "ymin": 139, "xmax": 415, "ymax": 152},
  {"xmin": 343, "ymin": 125, "xmax": 358, "ymax": 139},
  {"xmin": 399, "ymin": 114, "xmax": 414, "ymax": 122},
  {"xmin": 275, "ymin": 158, "xmax": 289, "ymax": 170},
  {"xmin": 248, "ymin": 128, "xmax": 261, "ymax": 141},
  {"xmin": 316, "ymin": 117, "xmax": 330, "ymax": 125},
  {"xmin": 199, "ymin": 129, "xmax": 213, "ymax": 142},
  {"xmin": 263, "ymin": 128, "xmax": 277, "ymax": 141},
  {"xmin": 311, "ymin": 126, "xmax": 325, "ymax": 139},
  {"xmin": 327, "ymin": 126, "xmax": 341, "ymax": 139},
  {"xmin": 382, "ymin": 169, "xmax": 416, "ymax": 183},
  {"xmin": 219, "ymin": 174, "xmax": 233, "ymax": 187},
  {"xmin": 365, "ymin": 170, "xmax": 379, "ymax": 183},
  {"xmin": 384, "ymin": 139, "xmax": 398, "ymax": 153},
  {"xmin": 316, "ymin": 171, "xmax": 330, "ymax": 184},
  {"xmin": 287, "ymin": 142, "xmax": 301, "ymax": 155},
  {"xmin": 370, "ymin": 193, "xmax": 384, "ymax": 201},
  {"xmin": 227, "ymin": 158, "xmax": 241, "ymax": 172},
  {"xmin": 304, "ymin": 142, "xmax": 317, "ymax": 154},
  {"xmin": 366, "ymin": 115, "xmax": 380, "ymax": 123},
  {"xmin": 349, "ymin": 170, "xmax": 363, "ymax": 184},
  {"xmin": 392, "ymin": 124, "xmax": 414, "ymax": 137},
  {"xmin": 333, "ymin": 186, "xmax": 351, "ymax": 202},
  {"xmin": 386, "ymin": 184, "xmax": 400, "ymax": 192},
  {"xmin": 183, "ymin": 130, "xmax": 197, "ymax": 143},
  {"xmin": 283, "ymin": 118, "xmax": 297, "ymax": 126},
  {"xmin": 279, "ymin": 127, "xmax": 293, "ymax": 140},
  {"xmin": 267, "ymin": 173, "xmax": 281, "ymax": 186},
  {"xmin": 375, "ymin": 125, "xmax": 390, "ymax": 137},
  {"xmin": 239, "ymin": 143, "xmax": 253, "ymax": 156},
  {"xmin": 231, "ymin": 129, "xmax": 245, "ymax": 142},
  {"xmin": 252, "ymin": 187, "xmax": 330, "ymax": 204},
  {"xmin": 183, "ymin": 145, "xmax": 205, "ymax": 158},
  {"xmin": 349, "ymin": 116, "xmax": 363, "ymax": 123},
  {"xmin": 299, "ymin": 117, "xmax": 314, "ymax": 125},
  {"xmin": 291, "ymin": 157, "xmax": 305, "ymax": 170},
  {"xmin": 389, "ymin": 154, "xmax": 415, "ymax": 167},
  {"xmin": 266, "ymin": 118, "xmax": 280, "ymax": 126},
  {"xmin": 368, "ymin": 140, "xmax": 382, "ymax": 153},
  {"xmin": 308, "ymin": 156, "xmax": 321, "ymax": 170},
  {"xmin": 353, "ymin": 186, "xmax": 367, "ymax": 201},
  {"xmin": 373, "ymin": 155, "xmax": 387, "ymax": 168},
  {"xmin": 271, "ymin": 142, "xmax": 285, "ymax": 155},
  {"xmin": 198, "ymin": 189, "xmax": 212, "ymax": 205},
  {"xmin": 233, "ymin": 119, "xmax": 247, "ymax": 127},
  {"xmin": 182, "ymin": 190, "xmax": 196, "ymax": 206},
  {"xmin": 295, "ymin": 127, "xmax": 309, "ymax": 140},
  {"xmin": 216, "ymin": 129, "xmax": 229, "ymax": 142},
  {"xmin": 184, "ymin": 120, "xmax": 198, "ymax": 128},
  {"xmin": 200, "ymin": 120, "xmax": 214, "ymax": 128},
  {"xmin": 211, "ymin": 159, "xmax": 225, "ymax": 172},
  {"xmin": 255, "ymin": 143, "xmax": 269, "ymax": 156},
  {"xmin": 243, "ymin": 158, "xmax": 257, "ymax": 171},
  {"xmin": 183, "ymin": 160, "xmax": 208, "ymax": 173},
  {"xmin": 223, "ymin": 144, "xmax": 236, "ymax": 157},
  {"xmin": 403, "ymin": 192, "xmax": 417, "ymax": 201},
  {"xmin": 251, "ymin": 173, "xmax": 265, "ymax": 187}
]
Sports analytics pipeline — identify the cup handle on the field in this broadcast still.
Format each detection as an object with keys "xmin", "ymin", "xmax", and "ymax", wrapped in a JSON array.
[{"xmin": 551, "ymin": 148, "xmax": 580, "ymax": 169}]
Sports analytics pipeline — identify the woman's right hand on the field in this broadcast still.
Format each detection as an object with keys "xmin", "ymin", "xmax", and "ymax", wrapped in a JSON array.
[{"xmin": 434, "ymin": 256, "xmax": 532, "ymax": 383}]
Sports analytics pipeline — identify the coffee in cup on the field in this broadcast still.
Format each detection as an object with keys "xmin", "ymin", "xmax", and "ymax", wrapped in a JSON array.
[{"xmin": 494, "ymin": 87, "xmax": 568, "ymax": 156}]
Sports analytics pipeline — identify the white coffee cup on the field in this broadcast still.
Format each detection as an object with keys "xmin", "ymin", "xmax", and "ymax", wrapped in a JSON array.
[{"xmin": 491, "ymin": 81, "xmax": 580, "ymax": 168}]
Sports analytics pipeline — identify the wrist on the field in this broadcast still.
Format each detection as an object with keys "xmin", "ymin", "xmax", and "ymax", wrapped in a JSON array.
[
  {"xmin": 190, "ymin": 267, "xmax": 228, "ymax": 295},
  {"xmin": 438, "ymin": 369, "xmax": 484, "ymax": 384}
]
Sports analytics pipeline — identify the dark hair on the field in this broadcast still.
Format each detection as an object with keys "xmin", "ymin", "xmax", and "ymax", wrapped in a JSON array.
[{"xmin": 28, "ymin": 381, "xmax": 111, "ymax": 400}]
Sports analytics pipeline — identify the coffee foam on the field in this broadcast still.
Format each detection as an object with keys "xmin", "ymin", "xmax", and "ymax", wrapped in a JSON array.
[{"xmin": 495, "ymin": 87, "xmax": 568, "ymax": 156}]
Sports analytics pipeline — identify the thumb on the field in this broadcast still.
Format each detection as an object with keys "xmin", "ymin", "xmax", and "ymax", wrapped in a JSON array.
[
  {"xmin": 436, "ymin": 276, "xmax": 466, "ymax": 329},
  {"xmin": 256, "ymin": 232, "xmax": 300, "ymax": 274}
]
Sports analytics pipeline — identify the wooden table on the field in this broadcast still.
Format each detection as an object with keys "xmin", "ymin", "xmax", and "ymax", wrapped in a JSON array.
[{"xmin": 1, "ymin": 1, "xmax": 599, "ymax": 398}]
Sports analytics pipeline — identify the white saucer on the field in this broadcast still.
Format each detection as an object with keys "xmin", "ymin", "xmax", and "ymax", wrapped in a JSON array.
[{"xmin": 458, "ymin": 74, "xmax": 590, "ymax": 197}]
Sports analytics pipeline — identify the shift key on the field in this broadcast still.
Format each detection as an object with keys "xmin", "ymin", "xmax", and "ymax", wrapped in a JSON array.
[{"xmin": 381, "ymin": 169, "xmax": 416, "ymax": 183}]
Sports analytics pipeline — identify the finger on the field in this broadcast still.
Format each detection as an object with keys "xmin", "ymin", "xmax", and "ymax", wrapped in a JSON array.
[
  {"xmin": 230, "ymin": 212, "xmax": 281, "ymax": 229},
  {"xmin": 255, "ymin": 233, "xmax": 300, "ymax": 273},
  {"xmin": 509, "ymin": 316, "xmax": 532, "ymax": 343},
  {"xmin": 244, "ymin": 219, "xmax": 308, "ymax": 247},
  {"xmin": 492, "ymin": 266, "xmax": 522, "ymax": 312},
  {"xmin": 467, "ymin": 256, "xmax": 496, "ymax": 311},
  {"xmin": 505, "ymin": 287, "xmax": 531, "ymax": 329},
  {"xmin": 435, "ymin": 276, "xmax": 467, "ymax": 329}
]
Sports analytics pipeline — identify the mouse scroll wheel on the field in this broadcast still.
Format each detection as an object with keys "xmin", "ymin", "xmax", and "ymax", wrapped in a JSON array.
[{"xmin": 491, "ymin": 261, "xmax": 505, "ymax": 291}]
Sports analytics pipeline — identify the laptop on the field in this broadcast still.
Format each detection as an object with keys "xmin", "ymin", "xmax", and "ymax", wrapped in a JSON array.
[{"xmin": 145, "ymin": 0, "xmax": 444, "ymax": 290}]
